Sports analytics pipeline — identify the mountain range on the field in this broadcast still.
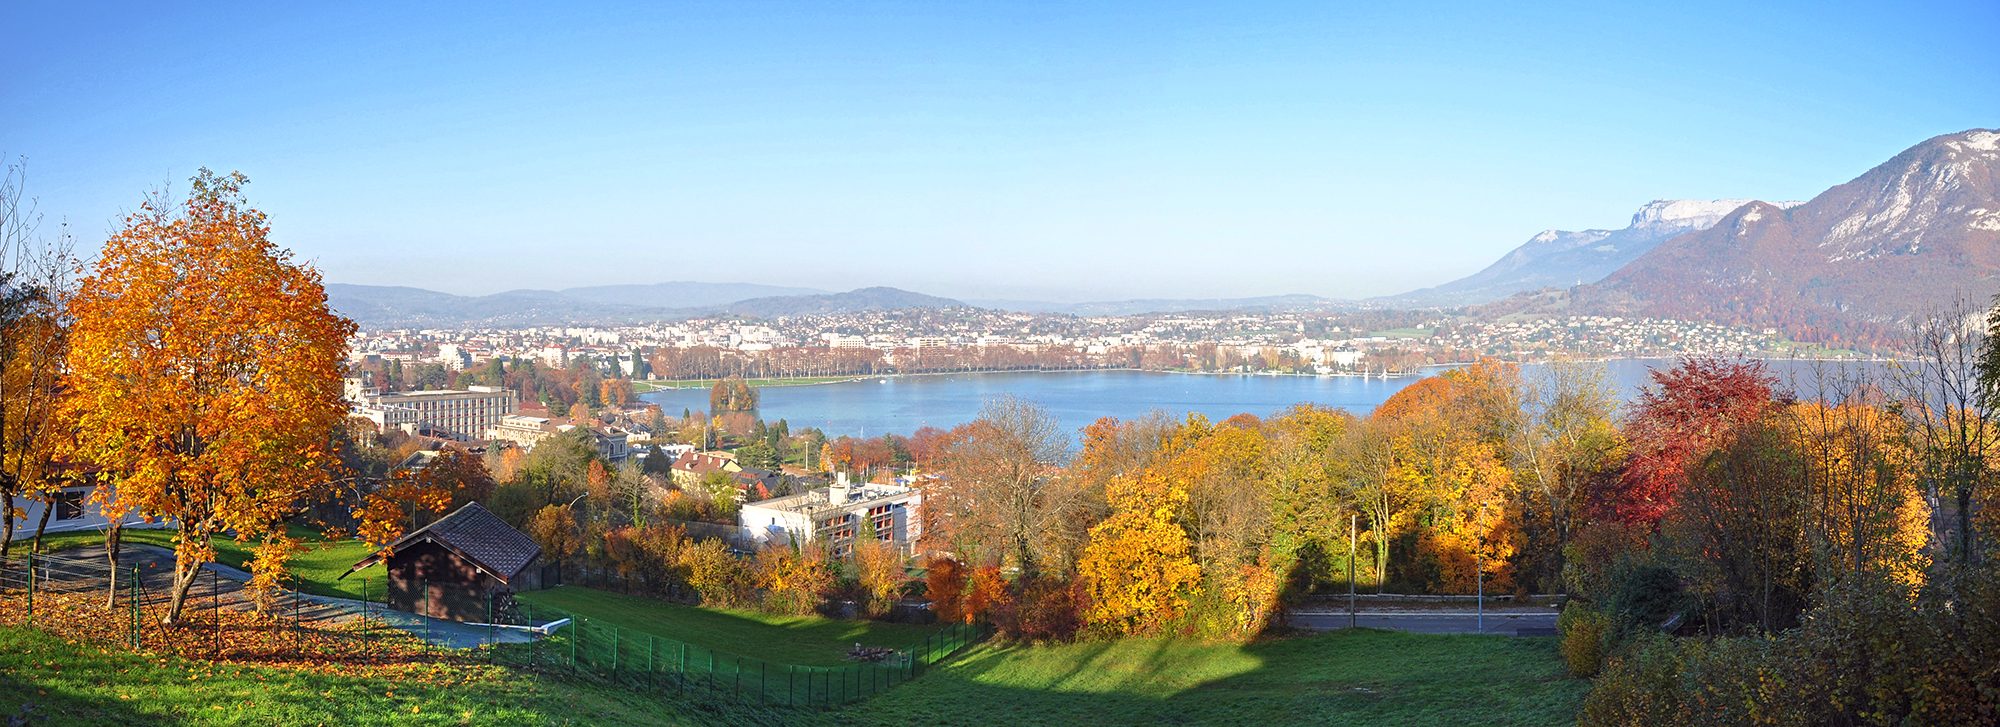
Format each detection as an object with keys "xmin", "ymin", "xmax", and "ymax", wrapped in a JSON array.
[
  {"xmin": 1559, "ymin": 128, "xmax": 2000, "ymax": 344},
  {"xmin": 1379, "ymin": 198, "xmax": 1804, "ymax": 308},
  {"xmin": 331, "ymin": 128, "xmax": 2000, "ymax": 342}
]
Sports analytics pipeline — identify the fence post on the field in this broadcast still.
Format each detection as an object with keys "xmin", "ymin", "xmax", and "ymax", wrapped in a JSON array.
[
  {"xmin": 612, "ymin": 627, "xmax": 620, "ymax": 674},
  {"xmin": 25, "ymin": 552, "xmax": 32, "ymax": 626},
  {"xmin": 760, "ymin": 661, "xmax": 767, "ymax": 705},
  {"xmin": 129, "ymin": 566, "xmax": 140, "ymax": 649},
  {"xmin": 423, "ymin": 578, "xmax": 431, "ymax": 646},
  {"xmin": 211, "ymin": 569, "xmax": 219, "ymax": 660},
  {"xmin": 788, "ymin": 664, "xmax": 794, "ymax": 707},
  {"xmin": 648, "ymin": 635, "xmax": 656, "ymax": 691},
  {"xmin": 486, "ymin": 591, "xmax": 495, "ymax": 649},
  {"xmin": 571, "ymin": 618, "xmax": 580, "ymax": 667}
]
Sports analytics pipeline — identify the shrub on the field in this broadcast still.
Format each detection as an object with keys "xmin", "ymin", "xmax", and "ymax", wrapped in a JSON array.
[
  {"xmin": 1557, "ymin": 602, "xmax": 1611, "ymax": 678},
  {"xmin": 1611, "ymin": 565, "xmax": 1686, "ymax": 631}
]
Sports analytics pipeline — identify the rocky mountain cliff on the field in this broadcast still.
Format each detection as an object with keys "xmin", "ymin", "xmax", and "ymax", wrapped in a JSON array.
[
  {"xmin": 1576, "ymin": 128, "xmax": 2000, "ymax": 344},
  {"xmin": 1381, "ymin": 198, "xmax": 1799, "ymax": 307}
]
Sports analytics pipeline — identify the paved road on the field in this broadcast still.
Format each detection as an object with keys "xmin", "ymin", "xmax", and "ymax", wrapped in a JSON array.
[{"xmin": 1289, "ymin": 610, "xmax": 1559, "ymax": 635}]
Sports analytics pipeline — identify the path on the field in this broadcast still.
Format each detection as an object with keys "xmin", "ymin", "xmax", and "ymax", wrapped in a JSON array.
[
  {"xmin": 14, "ymin": 545, "xmax": 543, "ymax": 648},
  {"xmin": 1289, "ymin": 610, "xmax": 1559, "ymax": 635}
]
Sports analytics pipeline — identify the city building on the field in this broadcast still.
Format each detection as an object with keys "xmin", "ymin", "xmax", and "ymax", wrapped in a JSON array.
[
  {"xmin": 672, "ymin": 451, "xmax": 740, "ymax": 487},
  {"xmin": 345, "ymin": 378, "xmax": 519, "ymax": 441},
  {"xmin": 491, "ymin": 414, "xmax": 561, "ymax": 449},
  {"xmin": 738, "ymin": 474, "xmax": 921, "ymax": 556}
]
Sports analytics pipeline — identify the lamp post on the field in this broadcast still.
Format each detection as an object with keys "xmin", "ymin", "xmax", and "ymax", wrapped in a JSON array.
[{"xmin": 1348, "ymin": 513, "xmax": 1357, "ymax": 630}]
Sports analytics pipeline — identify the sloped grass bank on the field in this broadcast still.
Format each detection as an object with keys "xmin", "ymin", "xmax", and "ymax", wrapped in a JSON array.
[
  {"xmin": 0, "ymin": 625, "xmax": 807, "ymax": 726},
  {"xmin": 516, "ymin": 586, "xmax": 947, "ymax": 667},
  {"xmin": 828, "ymin": 630, "xmax": 1588, "ymax": 727}
]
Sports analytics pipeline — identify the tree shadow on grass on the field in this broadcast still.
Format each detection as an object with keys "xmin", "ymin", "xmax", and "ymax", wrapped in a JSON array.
[{"xmin": 833, "ymin": 630, "xmax": 1589, "ymax": 727}]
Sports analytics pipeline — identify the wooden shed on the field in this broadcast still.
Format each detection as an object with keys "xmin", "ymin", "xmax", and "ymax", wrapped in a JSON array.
[{"xmin": 344, "ymin": 502, "xmax": 543, "ymax": 622}]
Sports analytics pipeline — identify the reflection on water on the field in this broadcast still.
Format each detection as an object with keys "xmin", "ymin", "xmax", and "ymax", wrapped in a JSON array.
[{"xmin": 638, "ymin": 359, "xmax": 1886, "ymax": 440}]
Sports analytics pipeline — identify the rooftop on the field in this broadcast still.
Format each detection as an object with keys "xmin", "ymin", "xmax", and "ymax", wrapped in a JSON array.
[{"xmin": 747, "ymin": 482, "xmax": 917, "ymax": 514}]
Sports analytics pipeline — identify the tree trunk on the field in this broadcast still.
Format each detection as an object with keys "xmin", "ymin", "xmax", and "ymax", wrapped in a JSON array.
[
  {"xmin": 30, "ymin": 491, "xmax": 55, "ymax": 553},
  {"xmin": 164, "ymin": 557, "xmax": 200, "ymax": 624},
  {"xmin": 162, "ymin": 521, "xmax": 203, "ymax": 623},
  {"xmin": 1, "ymin": 491, "xmax": 14, "ymax": 557},
  {"xmin": 104, "ymin": 521, "xmax": 123, "ymax": 609}
]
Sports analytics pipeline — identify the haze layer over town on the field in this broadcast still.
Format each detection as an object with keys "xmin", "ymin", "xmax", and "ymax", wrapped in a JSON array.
[{"xmin": 4, "ymin": 2, "xmax": 2000, "ymax": 726}]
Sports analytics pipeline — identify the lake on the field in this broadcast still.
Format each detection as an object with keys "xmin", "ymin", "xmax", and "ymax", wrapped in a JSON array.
[{"xmin": 638, "ymin": 359, "xmax": 1882, "ymax": 440}]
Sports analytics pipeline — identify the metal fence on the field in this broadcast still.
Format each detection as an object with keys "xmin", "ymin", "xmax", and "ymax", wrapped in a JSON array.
[
  {"xmin": 3, "ymin": 549, "xmax": 987, "ymax": 708},
  {"xmin": 496, "ymin": 599, "xmax": 985, "ymax": 707},
  {"xmin": 0, "ymin": 549, "xmax": 424, "ymax": 661}
]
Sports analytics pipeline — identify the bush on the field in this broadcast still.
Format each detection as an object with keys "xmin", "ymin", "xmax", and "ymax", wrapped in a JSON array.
[
  {"xmin": 1558, "ymin": 602, "xmax": 1611, "ymax": 678},
  {"xmin": 1611, "ymin": 565, "xmax": 1687, "ymax": 631},
  {"xmin": 1578, "ymin": 566, "xmax": 2000, "ymax": 727}
]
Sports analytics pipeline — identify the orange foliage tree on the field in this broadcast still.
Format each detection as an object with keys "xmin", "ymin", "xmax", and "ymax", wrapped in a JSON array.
[{"xmin": 66, "ymin": 170, "xmax": 354, "ymax": 623}]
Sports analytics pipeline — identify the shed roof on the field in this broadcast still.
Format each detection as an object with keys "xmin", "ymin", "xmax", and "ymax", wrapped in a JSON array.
[{"xmin": 345, "ymin": 502, "xmax": 542, "ymax": 584}]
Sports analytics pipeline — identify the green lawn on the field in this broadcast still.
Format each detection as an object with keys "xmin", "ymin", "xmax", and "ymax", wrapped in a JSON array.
[
  {"xmin": 35, "ymin": 525, "xmax": 387, "ymax": 602},
  {"xmin": 824, "ymin": 630, "xmax": 1588, "ymax": 727},
  {"xmin": 0, "ymin": 625, "xmax": 801, "ymax": 726},
  {"xmin": 632, "ymin": 376, "xmax": 863, "ymax": 393},
  {"xmin": 517, "ymin": 586, "xmax": 947, "ymax": 667},
  {"xmin": 1371, "ymin": 328, "xmax": 1438, "ymax": 339}
]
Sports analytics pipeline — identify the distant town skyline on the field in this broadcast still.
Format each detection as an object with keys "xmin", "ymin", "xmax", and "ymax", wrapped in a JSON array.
[{"xmin": 4, "ymin": 1, "xmax": 1996, "ymax": 301}]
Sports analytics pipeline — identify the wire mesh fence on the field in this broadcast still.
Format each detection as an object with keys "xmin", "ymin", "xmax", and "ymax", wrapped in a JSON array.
[
  {"xmin": 0, "ymin": 548, "xmax": 438, "ymax": 665},
  {"xmin": 2, "ymin": 548, "xmax": 986, "ymax": 708},
  {"xmin": 494, "ymin": 599, "xmax": 985, "ymax": 707}
]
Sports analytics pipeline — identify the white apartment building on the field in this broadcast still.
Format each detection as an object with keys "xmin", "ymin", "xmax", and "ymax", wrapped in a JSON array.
[{"xmin": 738, "ymin": 474, "xmax": 921, "ymax": 556}]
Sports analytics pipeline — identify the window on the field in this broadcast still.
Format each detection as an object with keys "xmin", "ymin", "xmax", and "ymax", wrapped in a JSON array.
[{"xmin": 55, "ymin": 489, "xmax": 87, "ymax": 521}]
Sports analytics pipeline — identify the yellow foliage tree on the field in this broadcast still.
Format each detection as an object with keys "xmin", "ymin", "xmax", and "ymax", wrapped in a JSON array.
[{"xmin": 1079, "ymin": 418, "xmax": 1205, "ymax": 635}]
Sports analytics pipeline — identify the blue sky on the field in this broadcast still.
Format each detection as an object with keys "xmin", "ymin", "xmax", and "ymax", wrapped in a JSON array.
[{"xmin": 4, "ymin": 1, "xmax": 1996, "ymax": 302}]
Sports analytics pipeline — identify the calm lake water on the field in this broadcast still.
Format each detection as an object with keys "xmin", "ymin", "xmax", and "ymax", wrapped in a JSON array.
[{"xmin": 638, "ymin": 359, "xmax": 1880, "ymax": 440}]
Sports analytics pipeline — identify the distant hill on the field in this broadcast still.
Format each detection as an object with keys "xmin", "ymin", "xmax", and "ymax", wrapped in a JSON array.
[
  {"xmin": 1378, "ymin": 198, "xmax": 1801, "ymax": 308},
  {"xmin": 970, "ymin": 294, "xmax": 1350, "ymax": 316},
  {"xmin": 328, "ymin": 283, "xmax": 962, "ymax": 328},
  {"xmin": 556, "ymin": 282, "xmax": 828, "ymax": 309},
  {"xmin": 1562, "ymin": 128, "xmax": 2000, "ymax": 347},
  {"xmin": 724, "ymin": 287, "xmax": 966, "ymax": 317},
  {"xmin": 325, "ymin": 284, "xmax": 682, "ymax": 328}
]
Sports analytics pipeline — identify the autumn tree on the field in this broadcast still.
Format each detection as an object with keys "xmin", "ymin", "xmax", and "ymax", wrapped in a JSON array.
[
  {"xmin": 0, "ymin": 158, "xmax": 78, "ymax": 558},
  {"xmin": 925, "ymin": 556, "xmax": 969, "ymax": 623},
  {"xmin": 526, "ymin": 504, "xmax": 582, "ymax": 576},
  {"xmin": 852, "ymin": 535, "xmax": 908, "ymax": 616},
  {"xmin": 352, "ymin": 450, "xmax": 495, "ymax": 551},
  {"xmin": 1505, "ymin": 359, "xmax": 1624, "ymax": 591},
  {"xmin": 928, "ymin": 395, "xmax": 1075, "ymax": 574},
  {"xmin": 600, "ymin": 378, "xmax": 635, "ymax": 408},
  {"xmin": 1607, "ymin": 356, "xmax": 1781, "ymax": 527},
  {"xmin": 66, "ymin": 170, "xmax": 354, "ymax": 623},
  {"xmin": 1078, "ymin": 417, "xmax": 1204, "ymax": 634},
  {"xmin": 709, "ymin": 377, "xmax": 759, "ymax": 412}
]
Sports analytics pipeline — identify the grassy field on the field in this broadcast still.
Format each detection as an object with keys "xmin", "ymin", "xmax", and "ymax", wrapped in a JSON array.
[
  {"xmin": 36, "ymin": 525, "xmax": 387, "ymax": 602},
  {"xmin": 517, "ymin": 586, "xmax": 946, "ymax": 667},
  {"xmin": 824, "ymin": 630, "xmax": 1588, "ymax": 727},
  {"xmin": 1, "ymin": 619, "xmax": 1585, "ymax": 726},
  {"xmin": 0, "ymin": 625, "xmax": 805, "ymax": 726},
  {"xmin": 632, "ymin": 376, "xmax": 861, "ymax": 393}
]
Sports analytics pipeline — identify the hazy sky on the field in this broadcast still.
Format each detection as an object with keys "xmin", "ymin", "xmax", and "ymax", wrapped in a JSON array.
[{"xmin": 5, "ymin": 1, "xmax": 1996, "ymax": 302}]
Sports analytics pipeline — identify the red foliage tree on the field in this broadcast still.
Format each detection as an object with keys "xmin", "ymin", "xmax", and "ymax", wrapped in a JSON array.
[{"xmin": 1602, "ymin": 356, "xmax": 1783, "ymax": 526}]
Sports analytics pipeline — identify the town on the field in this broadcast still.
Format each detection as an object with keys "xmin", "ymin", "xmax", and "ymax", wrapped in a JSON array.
[{"xmin": 342, "ymin": 308, "xmax": 1794, "ymax": 386}]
